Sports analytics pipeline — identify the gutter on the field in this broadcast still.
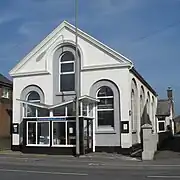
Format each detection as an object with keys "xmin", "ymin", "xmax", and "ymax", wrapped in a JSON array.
[{"xmin": 129, "ymin": 66, "xmax": 158, "ymax": 97}]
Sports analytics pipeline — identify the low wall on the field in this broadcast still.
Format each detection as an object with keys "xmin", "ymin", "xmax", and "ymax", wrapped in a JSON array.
[
  {"xmin": 157, "ymin": 131, "xmax": 172, "ymax": 149},
  {"xmin": 0, "ymin": 137, "xmax": 11, "ymax": 150}
]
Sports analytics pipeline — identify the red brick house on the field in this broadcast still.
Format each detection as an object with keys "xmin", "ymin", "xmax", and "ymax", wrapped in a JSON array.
[{"xmin": 0, "ymin": 74, "xmax": 12, "ymax": 138}]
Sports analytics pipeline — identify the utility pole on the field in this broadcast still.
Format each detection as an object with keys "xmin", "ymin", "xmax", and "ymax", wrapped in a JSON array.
[{"xmin": 75, "ymin": 0, "xmax": 80, "ymax": 156}]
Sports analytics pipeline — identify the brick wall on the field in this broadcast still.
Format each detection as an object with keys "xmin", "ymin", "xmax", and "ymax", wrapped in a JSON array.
[{"xmin": 0, "ymin": 85, "xmax": 12, "ymax": 138}]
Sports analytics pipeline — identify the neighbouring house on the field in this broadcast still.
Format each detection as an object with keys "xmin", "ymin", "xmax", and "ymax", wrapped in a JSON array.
[
  {"xmin": 156, "ymin": 87, "xmax": 175, "ymax": 148},
  {"xmin": 0, "ymin": 74, "xmax": 12, "ymax": 139},
  {"xmin": 9, "ymin": 21, "xmax": 159, "ymax": 155},
  {"xmin": 156, "ymin": 88, "xmax": 175, "ymax": 133},
  {"xmin": 173, "ymin": 115, "xmax": 180, "ymax": 133}
]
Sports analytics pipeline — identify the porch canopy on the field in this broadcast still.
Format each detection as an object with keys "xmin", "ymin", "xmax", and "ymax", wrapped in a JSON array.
[{"xmin": 17, "ymin": 95, "xmax": 99, "ymax": 118}]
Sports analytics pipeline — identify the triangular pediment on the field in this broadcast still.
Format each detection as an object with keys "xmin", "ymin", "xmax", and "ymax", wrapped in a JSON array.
[{"xmin": 9, "ymin": 21, "xmax": 133, "ymax": 77}]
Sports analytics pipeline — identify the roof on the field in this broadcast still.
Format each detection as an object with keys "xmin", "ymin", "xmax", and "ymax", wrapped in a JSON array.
[
  {"xmin": 9, "ymin": 20, "xmax": 133, "ymax": 76},
  {"xmin": 16, "ymin": 95, "xmax": 99, "ymax": 110},
  {"xmin": 0, "ymin": 74, "xmax": 12, "ymax": 86},
  {"xmin": 156, "ymin": 99, "xmax": 171, "ymax": 116},
  {"xmin": 130, "ymin": 67, "xmax": 157, "ymax": 96},
  {"xmin": 174, "ymin": 115, "xmax": 180, "ymax": 122}
]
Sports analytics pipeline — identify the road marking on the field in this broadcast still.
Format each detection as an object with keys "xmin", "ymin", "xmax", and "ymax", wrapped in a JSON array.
[
  {"xmin": 0, "ymin": 168, "xmax": 88, "ymax": 176},
  {"xmin": 147, "ymin": 175, "xmax": 180, "ymax": 179}
]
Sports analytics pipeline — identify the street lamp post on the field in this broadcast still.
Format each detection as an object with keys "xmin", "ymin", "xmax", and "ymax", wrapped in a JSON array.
[{"xmin": 75, "ymin": 0, "xmax": 80, "ymax": 156}]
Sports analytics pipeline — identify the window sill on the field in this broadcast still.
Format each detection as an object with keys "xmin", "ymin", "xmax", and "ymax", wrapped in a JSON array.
[
  {"xmin": 1, "ymin": 96, "xmax": 9, "ymax": 99},
  {"xmin": 26, "ymin": 144, "xmax": 50, "ymax": 147},
  {"xmin": 158, "ymin": 130, "xmax": 166, "ymax": 133},
  {"xmin": 96, "ymin": 128, "xmax": 116, "ymax": 134},
  {"xmin": 51, "ymin": 145, "xmax": 76, "ymax": 147},
  {"xmin": 132, "ymin": 130, "xmax": 137, "ymax": 134},
  {"xmin": 56, "ymin": 91, "xmax": 76, "ymax": 96}
]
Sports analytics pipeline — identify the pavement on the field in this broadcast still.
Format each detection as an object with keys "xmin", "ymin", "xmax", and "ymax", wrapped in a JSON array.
[{"xmin": 154, "ymin": 134, "xmax": 180, "ymax": 160}]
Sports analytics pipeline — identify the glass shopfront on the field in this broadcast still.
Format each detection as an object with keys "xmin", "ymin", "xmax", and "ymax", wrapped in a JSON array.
[
  {"xmin": 24, "ymin": 117, "xmax": 93, "ymax": 154},
  {"xmin": 27, "ymin": 121, "xmax": 50, "ymax": 146},
  {"xmin": 18, "ymin": 96, "xmax": 97, "ymax": 154},
  {"xmin": 25, "ymin": 118, "xmax": 76, "ymax": 147}
]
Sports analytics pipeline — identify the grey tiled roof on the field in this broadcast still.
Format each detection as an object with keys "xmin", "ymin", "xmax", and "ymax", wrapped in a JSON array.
[
  {"xmin": 156, "ymin": 99, "xmax": 170, "ymax": 116},
  {"xmin": 0, "ymin": 74, "xmax": 12, "ymax": 86},
  {"xmin": 174, "ymin": 115, "xmax": 180, "ymax": 122}
]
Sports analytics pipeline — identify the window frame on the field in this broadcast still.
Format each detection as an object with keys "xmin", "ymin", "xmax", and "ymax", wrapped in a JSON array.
[
  {"xmin": 131, "ymin": 89, "xmax": 135, "ymax": 131},
  {"xmin": 96, "ymin": 86, "xmax": 114, "ymax": 130},
  {"xmin": 59, "ymin": 51, "xmax": 75, "ymax": 92},
  {"xmin": 52, "ymin": 120, "xmax": 76, "ymax": 147},
  {"xmin": 158, "ymin": 117, "xmax": 166, "ymax": 132},
  {"xmin": 2, "ymin": 87, "xmax": 10, "ymax": 99},
  {"xmin": 25, "ymin": 91, "xmax": 41, "ymax": 118},
  {"xmin": 26, "ymin": 121, "xmax": 50, "ymax": 147}
]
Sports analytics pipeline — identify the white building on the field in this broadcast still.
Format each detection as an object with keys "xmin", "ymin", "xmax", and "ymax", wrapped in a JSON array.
[{"xmin": 9, "ymin": 21, "xmax": 158, "ymax": 155}]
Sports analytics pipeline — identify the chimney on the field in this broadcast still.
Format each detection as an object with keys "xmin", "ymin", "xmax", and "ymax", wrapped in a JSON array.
[{"xmin": 167, "ymin": 87, "xmax": 173, "ymax": 100}]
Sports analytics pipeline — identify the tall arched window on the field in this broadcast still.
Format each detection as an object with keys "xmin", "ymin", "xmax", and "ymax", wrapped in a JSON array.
[
  {"xmin": 131, "ymin": 79, "xmax": 138, "ymax": 132},
  {"xmin": 59, "ymin": 51, "xmax": 75, "ymax": 92},
  {"xmin": 96, "ymin": 86, "xmax": 114, "ymax": 128},
  {"xmin": 131, "ymin": 89, "xmax": 135, "ymax": 130},
  {"xmin": 147, "ymin": 92, "xmax": 150, "ymax": 116},
  {"xmin": 140, "ymin": 86, "xmax": 145, "ymax": 126},
  {"xmin": 151, "ymin": 96, "xmax": 155, "ymax": 131},
  {"xmin": 26, "ymin": 91, "xmax": 41, "ymax": 117}
]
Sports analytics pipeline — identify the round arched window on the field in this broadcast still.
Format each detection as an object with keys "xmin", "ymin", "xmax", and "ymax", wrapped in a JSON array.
[
  {"xmin": 26, "ymin": 91, "xmax": 41, "ymax": 117},
  {"xmin": 59, "ymin": 51, "xmax": 75, "ymax": 91},
  {"xmin": 96, "ymin": 86, "xmax": 114, "ymax": 127},
  {"xmin": 27, "ymin": 91, "xmax": 40, "ymax": 102}
]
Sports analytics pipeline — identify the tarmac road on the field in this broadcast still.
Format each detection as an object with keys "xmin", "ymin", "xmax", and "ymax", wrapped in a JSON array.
[{"xmin": 0, "ymin": 154, "xmax": 180, "ymax": 180}]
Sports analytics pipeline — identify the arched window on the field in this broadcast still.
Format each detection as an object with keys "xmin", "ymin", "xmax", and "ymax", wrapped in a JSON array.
[
  {"xmin": 59, "ymin": 51, "xmax": 75, "ymax": 91},
  {"xmin": 147, "ymin": 92, "xmax": 150, "ymax": 116},
  {"xmin": 27, "ymin": 91, "xmax": 40, "ymax": 102},
  {"xmin": 26, "ymin": 91, "xmax": 41, "ymax": 117},
  {"xmin": 151, "ymin": 96, "xmax": 155, "ymax": 131},
  {"xmin": 96, "ymin": 86, "xmax": 114, "ymax": 128},
  {"xmin": 140, "ymin": 86, "xmax": 145, "ymax": 116},
  {"xmin": 131, "ymin": 89, "xmax": 135, "ymax": 130}
]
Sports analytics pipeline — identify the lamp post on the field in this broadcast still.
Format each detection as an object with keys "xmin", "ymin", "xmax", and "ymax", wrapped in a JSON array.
[{"xmin": 75, "ymin": 0, "xmax": 80, "ymax": 156}]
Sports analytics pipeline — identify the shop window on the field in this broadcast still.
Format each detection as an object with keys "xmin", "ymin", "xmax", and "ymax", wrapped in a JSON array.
[
  {"xmin": 53, "ymin": 106, "xmax": 65, "ymax": 116},
  {"xmin": 96, "ymin": 86, "xmax": 114, "ymax": 128},
  {"xmin": 82, "ymin": 103, "xmax": 88, "ymax": 116},
  {"xmin": 67, "ymin": 121, "xmax": 76, "ymax": 145},
  {"xmin": 37, "ymin": 122, "xmax": 50, "ymax": 145},
  {"xmin": 26, "ymin": 105, "xmax": 36, "ymax": 117},
  {"xmin": 67, "ymin": 103, "xmax": 75, "ymax": 116},
  {"xmin": 59, "ymin": 51, "xmax": 75, "ymax": 92},
  {"xmin": 38, "ymin": 108, "xmax": 49, "ymax": 117},
  {"xmin": 52, "ymin": 121, "xmax": 76, "ymax": 146},
  {"xmin": 27, "ymin": 121, "xmax": 50, "ymax": 146},
  {"xmin": 53, "ymin": 122, "xmax": 66, "ymax": 145},
  {"xmin": 27, "ymin": 122, "xmax": 36, "ymax": 144}
]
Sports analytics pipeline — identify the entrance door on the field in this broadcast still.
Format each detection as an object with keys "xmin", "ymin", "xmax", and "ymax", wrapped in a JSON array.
[{"xmin": 79, "ymin": 118, "xmax": 93, "ymax": 154}]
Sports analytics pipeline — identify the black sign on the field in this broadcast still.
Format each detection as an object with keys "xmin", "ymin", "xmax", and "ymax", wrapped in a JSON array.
[{"xmin": 12, "ymin": 123, "xmax": 19, "ymax": 134}]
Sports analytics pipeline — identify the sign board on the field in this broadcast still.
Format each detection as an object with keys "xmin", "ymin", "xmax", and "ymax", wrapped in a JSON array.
[
  {"xmin": 12, "ymin": 123, "xmax": 19, "ymax": 134},
  {"xmin": 37, "ymin": 117, "xmax": 66, "ymax": 121}
]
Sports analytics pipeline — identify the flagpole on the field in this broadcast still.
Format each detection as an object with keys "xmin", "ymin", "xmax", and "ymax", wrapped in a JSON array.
[{"xmin": 75, "ymin": 0, "xmax": 80, "ymax": 156}]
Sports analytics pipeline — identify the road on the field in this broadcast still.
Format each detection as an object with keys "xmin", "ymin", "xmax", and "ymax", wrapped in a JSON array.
[{"xmin": 0, "ymin": 155, "xmax": 180, "ymax": 179}]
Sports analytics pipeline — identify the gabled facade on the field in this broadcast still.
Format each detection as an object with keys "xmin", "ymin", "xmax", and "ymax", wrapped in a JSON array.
[
  {"xmin": 156, "ymin": 88, "xmax": 175, "ymax": 134},
  {"xmin": 0, "ymin": 74, "xmax": 12, "ymax": 138},
  {"xmin": 9, "ymin": 21, "xmax": 158, "ymax": 155}
]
